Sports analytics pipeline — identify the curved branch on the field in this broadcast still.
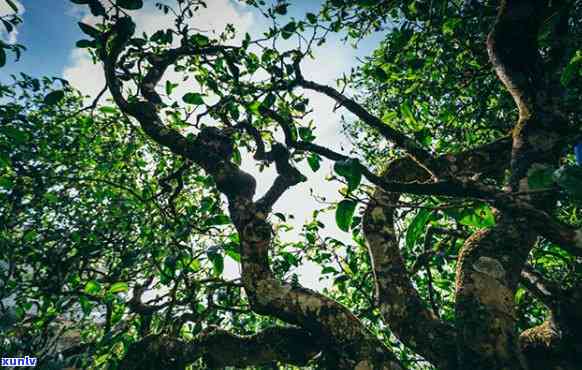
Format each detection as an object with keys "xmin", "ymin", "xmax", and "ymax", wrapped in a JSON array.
[
  {"xmin": 453, "ymin": 1, "xmax": 573, "ymax": 367},
  {"xmin": 101, "ymin": 19, "xmax": 403, "ymax": 369},
  {"xmin": 363, "ymin": 158, "xmax": 457, "ymax": 370},
  {"xmin": 232, "ymin": 197, "xmax": 403, "ymax": 370},
  {"xmin": 119, "ymin": 326, "xmax": 321, "ymax": 370},
  {"xmin": 297, "ymin": 78, "xmax": 441, "ymax": 177},
  {"xmin": 517, "ymin": 262, "xmax": 582, "ymax": 370},
  {"xmin": 361, "ymin": 136, "xmax": 514, "ymax": 369}
]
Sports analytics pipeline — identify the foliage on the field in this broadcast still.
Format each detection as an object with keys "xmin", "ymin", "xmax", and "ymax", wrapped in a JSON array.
[
  {"xmin": 2, "ymin": 0, "xmax": 582, "ymax": 369},
  {"xmin": 0, "ymin": 0, "xmax": 25, "ymax": 67}
]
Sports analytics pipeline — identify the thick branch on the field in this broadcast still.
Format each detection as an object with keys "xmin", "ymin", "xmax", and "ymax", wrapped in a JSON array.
[
  {"xmin": 102, "ymin": 21, "xmax": 403, "ymax": 369},
  {"xmin": 232, "ymin": 198, "xmax": 403, "ymax": 370},
  {"xmin": 361, "ymin": 137, "xmax": 515, "ymax": 368},
  {"xmin": 256, "ymin": 143, "xmax": 306, "ymax": 212},
  {"xmin": 119, "ymin": 326, "xmax": 321, "ymax": 370},
  {"xmin": 453, "ymin": 1, "xmax": 573, "ymax": 367},
  {"xmin": 518, "ymin": 264, "xmax": 582, "ymax": 370},
  {"xmin": 363, "ymin": 157, "xmax": 457, "ymax": 370}
]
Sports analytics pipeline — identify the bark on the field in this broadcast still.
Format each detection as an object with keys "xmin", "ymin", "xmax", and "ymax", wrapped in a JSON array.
[
  {"xmin": 232, "ymin": 197, "xmax": 403, "ymax": 370},
  {"xmin": 363, "ymin": 160, "xmax": 456, "ymax": 370},
  {"xmin": 453, "ymin": 0, "xmax": 570, "ymax": 368},
  {"xmin": 519, "ymin": 268, "xmax": 582, "ymax": 370},
  {"xmin": 455, "ymin": 215, "xmax": 534, "ymax": 369},
  {"xmin": 118, "ymin": 326, "xmax": 320, "ymax": 369},
  {"xmin": 362, "ymin": 138, "xmax": 511, "ymax": 369}
]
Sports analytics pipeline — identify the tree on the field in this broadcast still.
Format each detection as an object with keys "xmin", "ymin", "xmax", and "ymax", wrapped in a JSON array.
[
  {"xmin": 0, "ymin": 0, "xmax": 25, "ymax": 67},
  {"xmin": 1, "ymin": 0, "xmax": 582, "ymax": 369}
]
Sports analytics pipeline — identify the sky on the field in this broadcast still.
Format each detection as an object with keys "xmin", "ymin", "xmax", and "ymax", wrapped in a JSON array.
[{"xmin": 1, "ymin": 0, "xmax": 385, "ymax": 291}]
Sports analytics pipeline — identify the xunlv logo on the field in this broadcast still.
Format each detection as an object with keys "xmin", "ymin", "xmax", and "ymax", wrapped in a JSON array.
[{"xmin": 1, "ymin": 356, "xmax": 37, "ymax": 367}]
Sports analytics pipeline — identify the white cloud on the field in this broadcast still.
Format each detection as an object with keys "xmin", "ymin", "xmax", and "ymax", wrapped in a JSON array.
[
  {"xmin": 64, "ymin": 0, "xmax": 254, "ymax": 99},
  {"xmin": 0, "ymin": 0, "xmax": 24, "ymax": 44},
  {"xmin": 63, "ymin": 48, "xmax": 107, "ymax": 100}
]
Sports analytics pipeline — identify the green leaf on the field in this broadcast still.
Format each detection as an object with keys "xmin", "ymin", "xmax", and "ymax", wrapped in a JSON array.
[
  {"xmin": 116, "ymin": 0, "xmax": 143, "ymax": 10},
  {"xmin": 372, "ymin": 66, "xmax": 388, "ymax": 81},
  {"xmin": 447, "ymin": 204, "xmax": 496, "ymax": 228},
  {"xmin": 298, "ymin": 127, "xmax": 315, "ymax": 142},
  {"xmin": 400, "ymin": 101, "xmax": 418, "ymax": 129},
  {"xmin": 293, "ymin": 101, "xmax": 306, "ymax": 112},
  {"xmin": 182, "ymin": 92, "xmax": 204, "ymax": 105},
  {"xmin": 553, "ymin": 165, "xmax": 582, "ymax": 199},
  {"xmin": 405, "ymin": 209, "xmax": 432, "ymax": 249},
  {"xmin": 2, "ymin": 127, "xmax": 27, "ymax": 144},
  {"xmin": 76, "ymin": 39, "xmax": 95, "ymax": 48},
  {"xmin": 165, "ymin": 80, "xmax": 178, "ymax": 95},
  {"xmin": 129, "ymin": 37, "xmax": 147, "ymax": 47},
  {"xmin": 262, "ymin": 93, "xmax": 276, "ymax": 109},
  {"xmin": 78, "ymin": 22, "xmax": 101, "ymax": 38},
  {"xmin": 515, "ymin": 287, "xmax": 526, "ymax": 304},
  {"xmin": 321, "ymin": 266, "xmax": 338, "ymax": 274},
  {"xmin": 188, "ymin": 259, "xmax": 201, "ymax": 271},
  {"xmin": 109, "ymin": 282, "xmax": 128, "ymax": 294},
  {"xmin": 207, "ymin": 214, "xmax": 231, "ymax": 226},
  {"xmin": 527, "ymin": 166, "xmax": 555, "ymax": 190},
  {"xmin": 248, "ymin": 101, "xmax": 261, "ymax": 113},
  {"xmin": 307, "ymin": 153, "xmax": 321, "ymax": 172},
  {"xmin": 336, "ymin": 199, "xmax": 357, "ymax": 232},
  {"xmin": 274, "ymin": 3, "xmax": 288, "ymax": 15},
  {"xmin": 273, "ymin": 212, "xmax": 286, "ymax": 222},
  {"xmin": 190, "ymin": 33, "xmax": 209, "ymax": 47},
  {"xmin": 43, "ymin": 90, "xmax": 65, "ymax": 106},
  {"xmin": 561, "ymin": 51, "xmax": 582, "ymax": 86},
  {"xmin": 84, "ymin": 280, "xmax": 101, "ymax": 295},
  {"xmin": 334, "ymin": 159, "xmax": 362, "ymax": 193},
  {"xmin": 0, "ymin": 176, "xmax": 13, "ymax": 190},
  {"xmin": 116, "ymin": 17, "xmax": 136, "ymax": 39},
  {"xmin": 2, "ymin": 19, "xmax": 13, "ymax": 33},
  {"xmin": 79, "ymin": 295, "xmax": 93, "ymax": 316},
  {"xmin": 88, "ymin": 0, "xmax": 106, "ymax": 16},
  {"xmin": 98, "ymin": 106, "xmax": 117, "ymax": 114},
  {"xmin": 334, "ymin": 274, "xmax": 350, "ymax": 285},
  {"xmin": 224, "ymin": 242, "xmax": 241, "ymax": 262},
  {"xmin": 442, "ymin": 18, "xmax": 460, "ymax": 37},
  {"xmin": 207, "ymin": 250, "xmax": 224, "ymax": 276},
  {"xmin": 6, "ymin": 0, "xmax": 19, "ymax": 12},
  {"xmin": 0, "ymin": 48, "xmax": 6, "ymax": 68},
  {"xmin": 306, "ymin": 12, "xmax": 318, "ymax": 24},
  {"xmin": 281, "ymin": 22, "xmax": 296, "ymax": 40},
  {"xmin": 94, "ymin": 354, "xmax": 109, "ymax": 367},
  {"xmin": 232, "ymin": 147, "xmax": 241, "ymax": 166},
  {"xmin": 281, "ymin": 251, "xmax": 299, "ymax": 267},
  {"xmin": 44, "ymin": 192, "xmax": 59, "ymax": 204}
]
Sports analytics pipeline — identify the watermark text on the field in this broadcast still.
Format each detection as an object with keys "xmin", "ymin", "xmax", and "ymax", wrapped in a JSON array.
[{"xmin": 1, "ymin": 356, "xmax": 37, "ymax": 367}]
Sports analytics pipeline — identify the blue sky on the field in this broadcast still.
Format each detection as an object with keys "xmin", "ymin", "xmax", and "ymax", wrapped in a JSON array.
[
  {"xmin": 0, "ymin": 1, "xmax": 82, "ymax": 79},
  {"xmin": 1, "ymin": 0, "xmax": 386, "ymax": 290},
  {"xmin": 2, "ymin": 1, "xmax": 382, "ymax": 84}
]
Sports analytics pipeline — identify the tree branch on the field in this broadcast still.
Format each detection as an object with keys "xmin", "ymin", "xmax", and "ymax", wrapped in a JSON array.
[
  {"xmin": 454, "ymin": 1, "xmax": 569, "ymax": 367},
  {"xmin": 296, "ymin": 78, "xmax": 441, "ymax": 177},
  {"xmin": 119, "ymin": 326, "xmax": 321, "ymax": 369},
  {"xmin": 363, "ymin": 157, "xmax": 457, "ymax": 369},
  {"xmin": 101, "ymin": 19, "xmax": 403, "ymax": 369},
  {"xmin": 519, "ymin": 273, "xmax": 582, "ymax": 370}
]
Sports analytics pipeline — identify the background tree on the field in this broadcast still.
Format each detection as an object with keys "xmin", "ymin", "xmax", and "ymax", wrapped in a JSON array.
[
  {"xmin": 1, "ymin": 0, "xmax": 582, "ymax": 369},
  {"xmin": 0, "ymin": 0, "xmax": 24, "ymax": 67}
]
